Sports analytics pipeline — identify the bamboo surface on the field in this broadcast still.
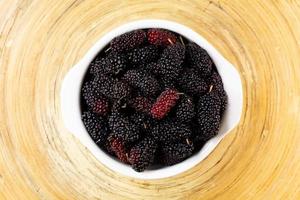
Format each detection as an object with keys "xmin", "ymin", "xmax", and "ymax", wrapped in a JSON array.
[{"xmin": 1, "ymin": 0, "xmax": 300, "ymax": 199}]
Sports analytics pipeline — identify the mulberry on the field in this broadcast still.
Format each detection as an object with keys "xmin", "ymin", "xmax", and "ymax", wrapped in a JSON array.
[
  {"xmin": 175, "ymin": 95, "xmax": 195, "ymax": 123},
  {"xmin": 186, "ymin": 42, "xmax": 213, "ymax": 77},
  {"xmin": 89, "ymin": 56, "xmax": 106, "ymax": 75},
  {"xmin": 128, "ymin": 45, "xmax": 160, "ymax": 65},
  {"xmin": 128, "ymin": 96, "xmax": 153, "ymax": 114},
  {"xmin": 108, "ymin": 137, "xmax": 129, "ymax": 163},
  {"xmin": 178, "ymin": 68, "xmax": 208, "ymax": 96},
  {"xmin": 128, "ymin": 137, "xmax": 157, "ymax": 172},
  {"xmin": 150, "ymin": 120, "xmax": 191, "ymax": 142},
  {"xmin": 111, "ymin": 30, "xmax": 146, "ymax": 53},
  {"xmin": 196, "ymin": 92, "xmax": 222, "ymax": 140},
  {"xmin": 147, "ymin": 29, "xmax": 177, "ymax": 46},
  {"xmin": 160, "ymin": 141, "xmax": 194, "ymax": 165},
  {"xmin": 103, "ymin": 53, "xmax": 127, "ymax": 76},
  {"xmin": 156, "ymin": 43, "xmax": 185, "ymax": 81},
  {"xmin": 109, "ymin": 112, "xmax": 140, "ymax": 144},
  {"xmin": 81, "ymin": 82, "xmax": 109, "ymax": 116},
  {"xmin": 151, "ymin": 89, "xmax": 180, "ymax": 119},
  {"xmin": 82, "ymin": 111, "xmax": 109, "ymax": 145},
  {"xmin": 92, "ymin": 74, "xmax": 114, "ymax": 99},
  {"xmin": 111, "ymin": 81, "xmax": 132, "ymax": 100},
  {"xmin": 209, "ymin": 71, "xmax": 228, "ymax": 116},
  {"xmin": 122, "ymin": 70, "xmax": 160, "ymax": 96}
]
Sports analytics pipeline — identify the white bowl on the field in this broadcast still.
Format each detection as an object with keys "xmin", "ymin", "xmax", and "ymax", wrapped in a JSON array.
[{"xmin": 60, "ymin": 19, "xmax": 243, "ymax": 179}]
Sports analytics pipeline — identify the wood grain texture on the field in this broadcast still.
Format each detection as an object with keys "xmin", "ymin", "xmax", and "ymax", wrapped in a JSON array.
[{"xmin": 1, "ymin": 0, "xmax": 300, "ymax": 199}]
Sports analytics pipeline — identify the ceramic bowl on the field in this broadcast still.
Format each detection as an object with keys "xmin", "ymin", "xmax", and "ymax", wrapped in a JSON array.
[{"xmin": 60, "ymin": 19, "xmax": 243, "ymax": 179}]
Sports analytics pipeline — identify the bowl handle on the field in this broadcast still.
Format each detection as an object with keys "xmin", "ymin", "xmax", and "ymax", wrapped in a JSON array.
[
  {"xmin": 218, "ymin": 60, "xmax": 243, "ymax": 135},
  {"xmin": 60, "ymin": 61, "xmax": 87, "ymax": 137}
]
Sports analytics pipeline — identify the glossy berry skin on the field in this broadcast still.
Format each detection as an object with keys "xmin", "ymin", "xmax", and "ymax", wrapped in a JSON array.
[
  {"xmin": 150, "ymin": 120, "xmax": 192, "ymax": 142},
  {"xmin": 178, "ymin": 68, "xmax": 208, "ymax": 96},
  {"xmin": 92, "ymin": 99, "xmax": 109, "ymax": 116},
  {"xmin": 108, "ymin": 112, "xmax": 140, "ymax": 144},
  {"xmin": 111, "ymin": 81, "xmax": 132, "ymax": 100},
  {"xmin": 197, "ymin": 92, "xmax": 222, "ymax": 140},
  {"xmin": 103, "ymin": 53, "xmax": 127, "ymax": 76},
  {"xmin": 122, "ymin": 70, "xmax": 160, "ymax": 96},
  {"xmin": 81, "ymin": 82, "xmax": 109, "ymax": 116},
  {"xmin": 92, "ymin": 75, "xmax": 131, "ymax": 101},
  {"xmin": 92, "ymin": 74, "xmax": 114, "ymax": 99},
  {"xmin": 89, "ymin": 56, "xmax": 106, "ymax": 75},
  {"xmin": 128, "ymin": 137, "xmax": 157, "ymax": 172},
  {"xmin": 209, "ymin": 71, "xmax": 228, "ymax": 116},
  {"xmin": 110, "ymin": 30, "xmax": 146, "ymax": 53},
  {"xmin": 144, "ymin": 62, "xmax": 161, "ymax": 75},
  {"xmin": 159, "ymin": 77, "xmax": 176, "ymax": 90},
  {"xmin": 81, "ymin": 111, "xmax": 109, "ymax": 146},
  {"xmin": 127, "ymin": 45, "xmax": 160, "ymax": 65},
  {"xmin": 130, "ymin": 112, "xmax": 155, "ymax": 137},
  {"xmin": 109, "ymin": 137, "xmax": 129, "ymax": 163},
  {"xmin": 160, "ymin": 141, "xmax": 194, "ymax": 165},
  {"xmin": 151, "ymin": 89, "xmax": 180, "ymax": 119},
  {"xmin": 147, "ymin": 28, "xmax": 177, "ymax": 46},
  {"xmin": 128, "ymin": 96, "xmax": 153, "ymax": 114},
  {"xmin": 175, "ymin": 95, "xmax": 195, "ymax": 123},
  {"xmin": 186, "ymin": 42, "xmax": 213, "ymax": 77},
  {"xmin": 156, "ymin": 43, "xmax": 185, "ymax": 81}
]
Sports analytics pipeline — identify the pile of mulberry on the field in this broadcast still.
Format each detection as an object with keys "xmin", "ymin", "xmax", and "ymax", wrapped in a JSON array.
[{"xmin": 80, "ymin": 28, "xmax": 228, "ymax": 172}]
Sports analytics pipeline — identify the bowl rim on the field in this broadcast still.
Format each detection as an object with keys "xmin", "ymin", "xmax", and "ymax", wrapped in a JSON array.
[{"xmin": 60, "ymin": 19, "xmax": 243, "ymax": 179}]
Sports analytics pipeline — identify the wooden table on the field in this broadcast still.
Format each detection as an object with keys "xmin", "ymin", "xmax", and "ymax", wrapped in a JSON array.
[{"xmin": 1, "ymin": 0, "xmax": 300, "ymax": 199}]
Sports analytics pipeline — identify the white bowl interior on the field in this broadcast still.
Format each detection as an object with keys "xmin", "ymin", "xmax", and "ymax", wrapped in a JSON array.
[{"xmin": 60, "ymin": 19, "xmax": 243, "ymax": 179}]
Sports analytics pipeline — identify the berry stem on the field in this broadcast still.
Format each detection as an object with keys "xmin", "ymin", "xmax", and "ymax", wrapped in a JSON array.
[
  {"xmin": 209, "ymin": 85, "xmax": 214, "ymax": 92},
  {"xmin": 167, "ymin": 38, "xmax": 174, "ymax": 45},
  {"xmin": 105, "ymin": 47, "xmax": 111, "ymax": 53},
  {"xmin": 180, "ymin": 36, "xmax": 185, "ymax": 45},
  {"xmin": 186, "ymin": 138, "xmax": 191, "ymax": 145},
  {"xmin": 143, "ymin": 123, "xmax": 148, "ymax": 129}
]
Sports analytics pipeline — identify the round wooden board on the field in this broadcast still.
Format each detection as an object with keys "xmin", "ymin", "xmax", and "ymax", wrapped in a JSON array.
[{"xmin": 1, "ymin": 0, "xmax": 300, "ymax": 199}]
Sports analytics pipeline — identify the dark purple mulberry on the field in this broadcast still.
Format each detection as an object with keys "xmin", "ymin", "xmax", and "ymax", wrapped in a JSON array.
[
  {"xmin": 196, "ymin": 92, "xmax": 222, "ymax": 140},
  {"xmin": 128, "ymin": 137, "xmax": 157, "ymax": 172},
  {"xmin": 92, "ymin": 74, "xmax": 114, "ymax": 99},
  {"xmin": 144, "ymin": 62, "xmax": 161, "ymax": 75},
  {"xmin": 130, "ymin": 112, "xmax": 155, "ymax": 135},
  {"xmin": 81, "ymin": 82, "xmax": 110, "ymax": 116},
  {"xmin": 160, "ymin": 141, "xmax": 194, "ymax": 165},
  {"xmin": 111, "ymin": 30, "xmax": 146, "ymax": 53},
  {"xmin": 190, "ymin": 120, "xmax": 207, "ymax": 143},
  {"xmin": 209, "ymin": 71, "xmax": 228, "ymax": 116},
  {"xmin": 158, "ymin": 77, "xmax": 176, "ymax": 91},
  {"xmin": 127, "ymin": 45, "xmax": 160, "ymax": 65},
  {"xmin": 178, "ymin": 68, "xmax": 208, "ymax": 96},
  {"xmin": 175, "ymin": 95, "xmax": 195, "ymax": 123},
  {"xmin": 82, "ymin": 111, "xmax": 109, "ymax": 145},
  {"xmin": 186, "ymin": 42, "xmax": 213, "ymax": 77},
  {"xmin": 103, "ymin": 53, "xmax": 127, "ymax": 76},
  {"xmin": 111, "ymin": 81, "xmax": 132, "ymax": 100},
  {"xmin": 89, "ymin": 56, "xmax": 106, "ymax": 75},
  {"xmin": 156, "ymin": 43, "xmax": 185, "ymax": 81},
  {"xmin": 108, "ymin": 112, "xmax": 140, "ymax": 144},
  {"xmin": 122, "ymin": 70, "xmax": 160, "ymax": 96},
  {"xmin": 150, "ymin": 120, "xmax": 192, "ymax": 142}
]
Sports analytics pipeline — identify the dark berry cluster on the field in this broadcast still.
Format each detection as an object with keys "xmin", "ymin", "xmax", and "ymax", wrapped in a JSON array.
[{"xmin": 81, "ymin": 28, "xmax": 227, "ymax": 172}]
